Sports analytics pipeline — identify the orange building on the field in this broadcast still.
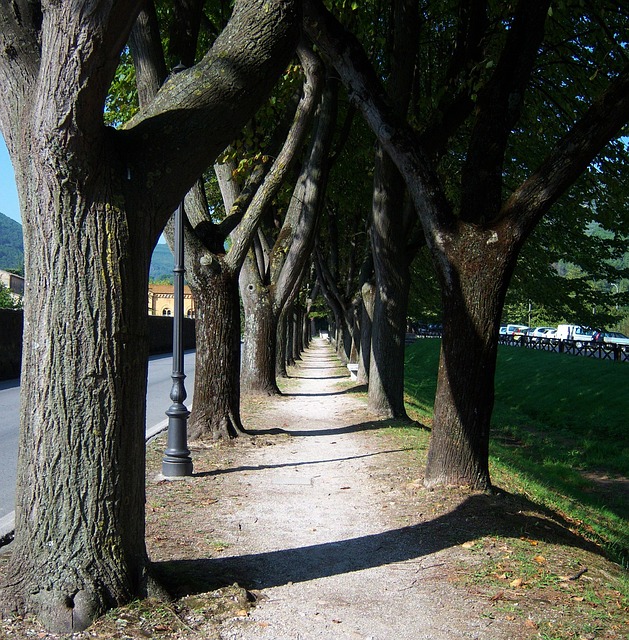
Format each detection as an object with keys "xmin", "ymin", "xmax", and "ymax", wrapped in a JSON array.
[{"xmin": 148, "ymin": 284, "xmax": 196, "ymax": 318}]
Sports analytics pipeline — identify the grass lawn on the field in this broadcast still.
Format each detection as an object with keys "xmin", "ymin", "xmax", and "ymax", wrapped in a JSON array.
[{"xmin": 404, "ymin": 339, "xmax": 629, "ymax": 568}]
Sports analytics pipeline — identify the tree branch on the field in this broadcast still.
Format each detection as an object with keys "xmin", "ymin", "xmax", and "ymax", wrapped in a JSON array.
[
  {"xmin": 460, "ymin": 0, "xmax": 551, "ymax": 221},
  {"xmin": 169, "ymin": 0, "xmax": 205, "ymax": 68},
  {"xmin": 128, "ymin": 0, "xmax": 167, "ymax": 108},
  {"xmin": 503, "ymin": 62, "xmax": 629, "ymax": 238},
  {"xmin": 0, "ymin": 1, "xmax": 40, "ymax": 146},
  {"xmin": 303, "ymin": 0, "xmax": 454, "ymax": 247},
  {"xmin": 226, "ymin": 40, "xmax": 324, "ymax": 271},
  {"xmin": 122, "ymin": 0, "xmax": 300, "ymax": 233}
]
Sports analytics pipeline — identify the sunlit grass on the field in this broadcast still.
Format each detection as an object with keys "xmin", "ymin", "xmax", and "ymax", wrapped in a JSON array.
[{"xmin": 404, "ymin": 339, "xmax": 629, "ymax": 566}]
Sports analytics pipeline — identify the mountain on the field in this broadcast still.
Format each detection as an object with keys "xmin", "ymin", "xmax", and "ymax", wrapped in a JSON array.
[
  {"xmin": 149, "ymin": 243, "xmax": 174, "ymax": 282},
  {"xmin": 0, "ymin": 211, "xmax": 24, "ymax": 272},
  {"xmin": 0, "ymin": 213, "xmax": 173, "ymax": 281}
]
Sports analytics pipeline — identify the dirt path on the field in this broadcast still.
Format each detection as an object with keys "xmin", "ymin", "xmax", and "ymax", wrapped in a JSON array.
[
  {"xmin": 2, "ymin": 338, "xmax": 624, "ymax": 639},
  {"xmin": 185, "ymin": 338, "xmax": 522, "ymax": 640}
]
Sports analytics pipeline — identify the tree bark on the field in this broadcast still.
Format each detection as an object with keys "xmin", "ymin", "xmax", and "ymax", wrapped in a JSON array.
[
  {"xmin": 3, "ymin": 142, "xmax": 153, "ymax": 632},
  {"xmin": 358, "ymin": 280, "xmax": 375, "ymax": 384},
  {"xmin": 425, "ymin": 224, "xmax": 517, "ymax": 489},
  {"xmin": 368, "ymin": 145, "xmax": 411, "ymax": 418},
  {"xmin": 276, "ymin": 308, "xmax": 289, "ymax": 378},
  {"xmin": 188, "ymin": 261, "xmax": 244, "ymax": 440},
  {"xmin": 0, "ymin": 0, "xmax": 300, "ymax": 629},
  {"xmin": 240, "ymin": 265, "xmax": 280, "ymax": 394}
]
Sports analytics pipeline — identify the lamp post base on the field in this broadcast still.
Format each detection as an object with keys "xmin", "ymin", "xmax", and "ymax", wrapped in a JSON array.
[
  {"xmin": 161, "ymin": 403, "xmax": 193, "ymax": 477},
  {"xmin": 161, "ymin": 458, "xmax": 193, "ymax": 477}
]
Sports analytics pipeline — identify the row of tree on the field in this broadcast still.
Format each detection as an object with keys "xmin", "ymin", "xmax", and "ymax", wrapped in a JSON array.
[{"xmin": 0, "ymin": 0, "xmax": 627, "ymax": 632}]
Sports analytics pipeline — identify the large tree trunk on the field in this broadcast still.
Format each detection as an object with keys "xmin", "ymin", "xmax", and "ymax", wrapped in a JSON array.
[
  {"xmin": 367, "ymin": 146, "xmax": 411, "ymax": 419},
  {"xmin": 425, "ymin": 227, "xmax": 516, "ymax": 489},
  {"xmin": 188, "ymin": 265, "xmax": 244, "ymax": 440},
  {"xmin": 0, "ymin": 0, "xmax": 300, "ymax": 631},
  {"xmin": 3, "ymin": 159, "xmax": 152, "ymax": 632}
]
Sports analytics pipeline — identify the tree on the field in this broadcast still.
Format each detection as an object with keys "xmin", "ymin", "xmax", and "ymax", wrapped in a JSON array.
[
  {"xmin": 129, "ymin": 0, "xmax": 322, "ymax": 438},
  {"xmin": 240, "ymin": 78, "xmax": 338, "ymax": 395},
  {"xmin": 0, "ymin": 281, "xmax": 17, "ymax": 309},
  {"xmin": 0, "ymin": 0, "xmax": 299, "ymax": 630},
  {"xmin": 366, "ymin": 0, "xmax": 421, "ymax": 419},
  {"xmin": 305, "ymin": 0, "xmax": 629, "ymax": 489}
]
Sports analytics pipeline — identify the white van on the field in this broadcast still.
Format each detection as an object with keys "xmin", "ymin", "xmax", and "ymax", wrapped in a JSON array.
[{"xmin": 555, "ymin": 324, "xmax": 594, "ymax": 346}]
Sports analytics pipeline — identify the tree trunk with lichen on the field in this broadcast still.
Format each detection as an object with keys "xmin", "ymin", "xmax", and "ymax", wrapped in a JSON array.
[
  {"xmin": 1, "ymin": 145, "xmax": 154, "ymax": 633},
  {"xmin": 425, "ymin": 226, "xmax": 517, "ymax": 489},
  {"xmin": 0, "ymin": 0, "xmax": 299, "ymax": 630},
  {"xmin": 188, "ymin": 263, "xmax": 244, "ymax": 439},
  {"xmin": 240, "ymin": 261, "xmax": 281, "ymax": 395}
]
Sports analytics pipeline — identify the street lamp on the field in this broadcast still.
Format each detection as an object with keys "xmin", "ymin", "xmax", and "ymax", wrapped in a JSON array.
[
  {"xmin": 161, "ymin": 199, "xmax": 193, "ymax": 477},
  {"xmin": 611, "ymin": 283, "xmax": 620, "ymax": 310}
]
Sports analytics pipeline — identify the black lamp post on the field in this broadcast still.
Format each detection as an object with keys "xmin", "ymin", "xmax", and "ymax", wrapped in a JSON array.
[{"xmin": 162, "ymin": 200, "xmax": 193, "ymax": 477}]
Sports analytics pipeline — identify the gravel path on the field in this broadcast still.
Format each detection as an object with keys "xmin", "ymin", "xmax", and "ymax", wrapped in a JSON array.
[{"xmin": 199, "ymin": 339, "xmax": 522, "ymax": 640}]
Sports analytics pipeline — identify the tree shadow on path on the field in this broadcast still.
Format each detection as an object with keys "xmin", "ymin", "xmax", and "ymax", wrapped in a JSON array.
[
  {"xmin": 192, "ymin": 447, "xmax": 412, "ymax": 478},
  {"xmin": 246, "ymin": 417, "xmax": 415, "ymax": 438},
  {"xmin": 152, "ymin": 490, "xmax": 604, "ymax": 598}
]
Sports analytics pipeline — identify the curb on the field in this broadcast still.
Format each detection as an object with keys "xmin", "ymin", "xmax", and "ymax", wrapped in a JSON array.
[{"xmin": 0, "ymin": 419, "xmax": 171, "ymax": 548}]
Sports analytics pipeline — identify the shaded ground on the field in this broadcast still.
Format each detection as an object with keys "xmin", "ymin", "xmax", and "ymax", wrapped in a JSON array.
[{"xmin": 1, "ymin": 338, "xmax": 627, "ymax": 639}]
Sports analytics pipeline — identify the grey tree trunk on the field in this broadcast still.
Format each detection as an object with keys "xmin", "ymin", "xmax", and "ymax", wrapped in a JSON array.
[
  {"xmin": 357, "ymin": 281, "xmax": 374, "ymax": 384},
  {"xmin": 367, "ymin": 146, "xmax": 411, "ymax": 418},
  {"xmin": 0, "ymin": 0, "xmax": 300, "ymax": 629},
  {"xmin": 188, "ymin": 264, "xmax": 244, "ymax": 440},
  {"xmin": 240, "ymin": 267, "xmax": 280, "ymax": 395},
  {"xmin": 425, "ymin": 231, "xmax": 516, "ymax": 489},
  {"xmin": 276, "ymin": 309, "xmax": 289, "ymax": 378},
  {"xmin": 5, "ymin": 162, "xmax": 153, "ymax": 632}
]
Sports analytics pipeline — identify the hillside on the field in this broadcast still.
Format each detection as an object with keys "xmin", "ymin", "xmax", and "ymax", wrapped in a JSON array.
[
  {"xmin": 150, "ymin": 243, "xmax": 174, "ymax": 282},
  {"xmin": 0, "ymin": 212, "xmax": 24, "ymax": 272}
]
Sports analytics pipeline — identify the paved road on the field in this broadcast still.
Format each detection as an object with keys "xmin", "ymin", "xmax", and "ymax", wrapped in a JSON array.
[{"xmin": 0, "ymin": 351, "xmax": 196, "ymax": 521}]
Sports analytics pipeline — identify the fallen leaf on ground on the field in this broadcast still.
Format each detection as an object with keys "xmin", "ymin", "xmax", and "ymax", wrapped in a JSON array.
[
  {"xmin": 510, "ymin": 578, "xmax": 523, "ymax": 588},
  {"xmin": 520, "ymin": 537, "xmax": 538, "ymax": 546}
]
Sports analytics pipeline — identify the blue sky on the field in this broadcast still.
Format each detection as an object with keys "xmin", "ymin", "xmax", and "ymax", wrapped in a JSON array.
[{"xmin": 0, "ymin": 134, "xmax": 20, "ymax": 224}]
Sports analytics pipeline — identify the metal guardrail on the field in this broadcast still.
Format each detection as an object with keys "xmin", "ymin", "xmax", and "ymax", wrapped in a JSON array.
[
  {"xmin": 498, "ymin": 335, "xmax": 629, "ymax": 363},
  {"xmin": 406, "ymin": 332, "xmax": 628, "ymax": 363}
]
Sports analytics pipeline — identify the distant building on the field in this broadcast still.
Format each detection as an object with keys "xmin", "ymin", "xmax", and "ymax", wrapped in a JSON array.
[
  {"xmin": 0, "ymin": 269, "xmax": 24, "ymax": 303},
  {"xmin": 148, "ymin": 283, "xmax": 195, "ymax": 318}
]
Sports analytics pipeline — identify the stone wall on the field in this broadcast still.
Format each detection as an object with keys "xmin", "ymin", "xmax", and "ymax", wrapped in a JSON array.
[
  {"xmin": 0, "ymin": 309, "xmax": 196, "ymax": 380},
  {"xmin": 0, "ymin": 309, "xmax": 23, "ymax": 381}
]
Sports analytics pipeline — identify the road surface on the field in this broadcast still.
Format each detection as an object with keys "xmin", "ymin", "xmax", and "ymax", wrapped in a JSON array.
[{"xmin": 0, "ymin": 351, "xmax": 196, "ymax": 521}]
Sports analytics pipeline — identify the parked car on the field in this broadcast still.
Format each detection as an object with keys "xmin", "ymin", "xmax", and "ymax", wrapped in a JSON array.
[
  {"xmin": 592, "ymin": 330, "xmax": 629, "ymax": 347},
  {"xmin": 530, "ymin": 326, "xmax": 556, "ymax": 339},
  {"xmin": 505, "ymin": 324, "xmax": 528, "ymax": 336},
  {"xmin": 512, "ymin": 326, "xmax": 531, "ymax": 341},
  {"xmin": 555, "ymin": 324, "xmax": 595, "ymax": 347}
]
